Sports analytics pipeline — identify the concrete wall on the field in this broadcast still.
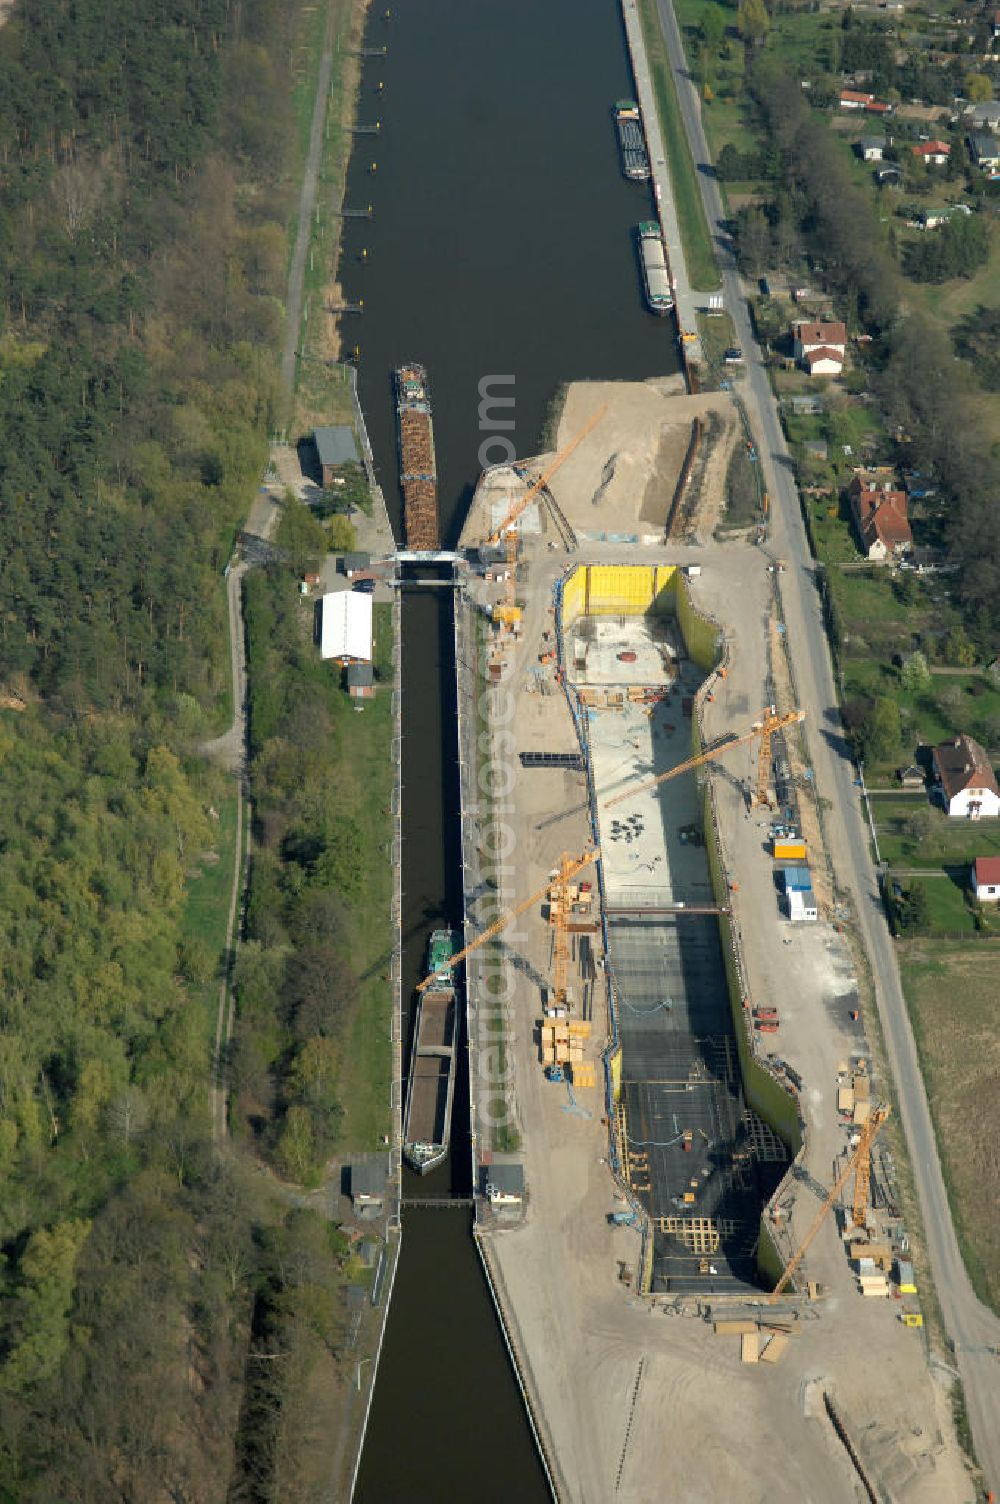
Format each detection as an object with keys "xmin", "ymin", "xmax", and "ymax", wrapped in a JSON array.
[
  {"xmin": 675, "ymin": 573, "xmax": 721, "ymax": 672},
  {"xmin": 702, "ymin": 781, "xmax": 803, "ymax": 1156},
  {"xmin": 757, "ymin": 1219, "xmax": 786, "ymax": 1289}
]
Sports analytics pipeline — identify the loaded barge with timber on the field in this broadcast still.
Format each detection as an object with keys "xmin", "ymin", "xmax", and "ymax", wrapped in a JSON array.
[
  {"xmin": 395, "ymin": 363, "xmax": 439, "ymax": 550},
  {"xmin": 614, "ymin": 100, "xmax": 650, "ymax": 181},
  {"xmin": 403, "ymin": 930, "xmax": 459, "ymax": 1174}
]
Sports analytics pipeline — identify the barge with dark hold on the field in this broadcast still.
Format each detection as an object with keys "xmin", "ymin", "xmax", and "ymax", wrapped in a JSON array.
[
  {"xmin": 403, "ymin": 929, "xmax": 458, "ymax": 1174},
  {"xmin": 636, "ymin": 221, "xmax": 673, "ymax": 315},
  {"xmin": 395, "ymin": 362, "xmax": 439, "ymax": 550},
  {"xmin": 614, "ymin": 100, "xmax": 650, "ymax": 181}
]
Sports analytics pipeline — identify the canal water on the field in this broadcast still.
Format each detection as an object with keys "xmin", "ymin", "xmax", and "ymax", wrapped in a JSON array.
[{"xmin": 346, "ymin": 0, "xmax": 681, "ymax": 1498}]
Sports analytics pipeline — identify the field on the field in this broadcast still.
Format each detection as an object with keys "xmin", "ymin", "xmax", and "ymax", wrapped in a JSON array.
[{"xmin": 900, "ymin": 942, "xmax": 1000, "ymax": 1313}]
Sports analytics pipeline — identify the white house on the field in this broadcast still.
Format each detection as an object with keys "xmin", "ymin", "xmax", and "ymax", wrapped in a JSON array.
[
  {"xmin": 793, "ymin": 320, "xmax": 847, "ymax": 376},
  {"xmin": 911, "ymin": 140, "xmax": 951, "ymax": 167},
  {"xmin": 971, "ymin": 856, "xmax": 1000, "ymax": 901},
  {"xmin": 932, "ymin": 735, "xmax": 1000, "ymax": 819},
  {"xmin": 803, "ymin": 346, "xmax": 844, "ymax": 377},
  {"xmin": 319, "ymin": 589, "xmax": 372, "ymax": 662}
]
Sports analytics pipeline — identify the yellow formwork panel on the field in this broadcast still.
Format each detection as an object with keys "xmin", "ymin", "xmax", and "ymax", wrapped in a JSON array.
[
  {"xmin": 561, "ymin": 566, "xmax": 586, "ymax": 626},
  {"xmin": 609, "ymin": 1043, "xmax": 623, "ymax": 1103},
  {"xmin": 562, "ymin": 564, "xmax": 678, "ymax": 629}
]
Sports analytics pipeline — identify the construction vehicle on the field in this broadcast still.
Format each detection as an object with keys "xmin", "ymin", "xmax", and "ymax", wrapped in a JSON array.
[
  {"xmin": 486, "ymin": 406, "xmax": 607, "ymax": 639},
  {"xmin": 604, "ymin": 704, "xmax": 805, "ymax": 811},
  {"xmin": 769, "ymin": 1105, "xmax": 890, "ymax": 1302},
  {"xmin": 416, "ymin": 848, "xmax": 599, "ymax": 993},
  {"xmin": 901, "ymin": 1312, "xmax": 924, "ymax": 1328}
]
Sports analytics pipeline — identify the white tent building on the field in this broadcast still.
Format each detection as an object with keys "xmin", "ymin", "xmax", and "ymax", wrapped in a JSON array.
[{"xmin": 319, "ymin": 591, "xmax": 372, "ymax": 662}]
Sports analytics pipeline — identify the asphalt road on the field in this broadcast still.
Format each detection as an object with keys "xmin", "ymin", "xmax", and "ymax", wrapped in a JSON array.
[{"xmin": 653, "ymin": 0, "xmax": 1000, "ymax": 1484}]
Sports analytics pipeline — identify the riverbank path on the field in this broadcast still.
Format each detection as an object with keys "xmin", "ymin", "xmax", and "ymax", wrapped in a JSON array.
[
  {"xmin": 650, "ymin": 0, "xmax": 1000, "ymax": 1484},
  {"xmin": 620, "ymin": 0, "xmax": 704, "ymax": 368}
]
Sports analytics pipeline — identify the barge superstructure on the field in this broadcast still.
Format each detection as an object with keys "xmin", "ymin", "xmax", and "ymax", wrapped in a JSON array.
[
  {"xmin": 395, "ymin": 362, "xmax": 440, "ymax": 550},
  {"xmin": 614, "ymin": 100, "xmax": 650, "ymax": 181},
  {"xmin": 636, "ymin": 221, "xmax": 674, "ymax": 315},
  {"xmin": 403, "ymin": 929, "xmax": 458, "ymax": 1174}
]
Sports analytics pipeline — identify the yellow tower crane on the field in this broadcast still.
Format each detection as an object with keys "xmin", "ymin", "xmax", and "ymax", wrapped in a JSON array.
[
  {"xmin": 416, "ymin": 848, "xmax": 599, "ymax": 994},
  {"xmin": 603, "ymin": 705, "xmax": 805, "ymax": 811},
  {"xmin": 488, "ymin": 406, "xmax": 607, "ymax": 634},
  {"xmin": 769, "ymin": 1105, "xmax": 890, "ymax": 1303}
]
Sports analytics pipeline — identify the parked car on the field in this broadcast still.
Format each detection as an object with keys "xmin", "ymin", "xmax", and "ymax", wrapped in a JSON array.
[{"xmin": 352, "ymin": 579, "xmax": 375, "ymax": 594}]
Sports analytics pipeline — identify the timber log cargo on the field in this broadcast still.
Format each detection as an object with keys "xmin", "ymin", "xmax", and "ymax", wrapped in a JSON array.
[{"xmin": 395, "ymin": 363, "xmax": 439, "ymax": 550}]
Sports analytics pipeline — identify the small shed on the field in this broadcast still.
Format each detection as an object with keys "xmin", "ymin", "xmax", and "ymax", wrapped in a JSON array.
[
  {"xmin": 338, "ymin": 552, "xmax": 372, "ymax": 578},
  {"xmin": 897, "ymin": 764, "xmax": 924, "ymax": 788},
  {"xmin": 314, "ymin": 425, "xmax": 359, "ymax": 487},
  {"xmin": 319, "ymin": 590, "xmax": 373, "ymax": 663},
  {"xmin": 857, "ymin": 135, "xmax": 885, "ymax": 161},
  {"xmin": 346, "ymin": 661, "xmax": 376, "ymax": 701},
  {"xmin": 350, "ymin": 1156, "xmax": 389, "ymax": 1218},
  {"xmin": 484, "ymin": 1161, "xmax": 525, "ymax": 1207}
]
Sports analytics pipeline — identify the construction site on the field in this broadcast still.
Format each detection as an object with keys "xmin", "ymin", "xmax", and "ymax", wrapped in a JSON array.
[{"xmin": 443, "ymin": 380, "xmax": 973, "ymax": 1503}]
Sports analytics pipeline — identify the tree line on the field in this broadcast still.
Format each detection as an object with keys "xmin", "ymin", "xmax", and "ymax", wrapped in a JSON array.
[{"xmin": 0, "ymin": 0, "xmax": 365, "ymax": 1496}]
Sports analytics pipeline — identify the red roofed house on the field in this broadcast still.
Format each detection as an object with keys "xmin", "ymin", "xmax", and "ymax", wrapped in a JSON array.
[
  {"xmin": 840, "ymin": 90, "xmax": 874, "ymax": 109},
  {"xmin": 793, "ymin": 320, "xmax": 847, "ymax": 377},
  {"xmin": 803, "ymin": 346, "xmax": 844, "ymax": 376},
  {"xmin": 933, "ymin": 735, "xmax": 1000, "ymax": 820},
  {"xmin": 971, "ymin": 856, "xmax": 1000, "ymax": 900},
  {"xmin": 849, "ymin": 473, "xmax": 912, "ymax": 561},
  {"xmin": 911, "ymin": 140, "xmax": 951, "ymax": 165}
]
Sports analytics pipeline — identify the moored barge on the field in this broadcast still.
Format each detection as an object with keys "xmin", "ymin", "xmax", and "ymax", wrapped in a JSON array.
[
  {"xmin": 395, "ymin": 363, "xmax": 440, "ymax": 550},
  {"xmin": 403, "ymin": 929, "xmax": 458, "ymax": 1174},
  {"xmin": 614, "ymin": 100, "xmax": 651, "ymax": 181}
]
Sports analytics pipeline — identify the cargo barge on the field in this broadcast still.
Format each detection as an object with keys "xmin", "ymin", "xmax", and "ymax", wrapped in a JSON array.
[
  {"xmin": 636, "ymin": 221, "xmax": 674, "ymax": 315},
  {"xmin": 614, "ymin": 100, "xmax": 650, "ymax": 181},
  {"xmin": 403, "ymin": 929, "xmax": 458, "ymax": 1174},
  {"xmin": 395, "ymin": 363, "xmax": 439, "ymax": 550}
]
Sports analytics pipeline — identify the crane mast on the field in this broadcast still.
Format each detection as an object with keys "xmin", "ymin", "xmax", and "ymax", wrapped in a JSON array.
[
  {"xmin": 604, "ymin": 706, "xmax": 805, "ymax": 811},
  {"xmin": 416, "ymin": 848, "xmax": 599, "ymax": 993},
  {"xmin": 770, "ymin": 1106, "xmax": 890, "ymax": 1302}
]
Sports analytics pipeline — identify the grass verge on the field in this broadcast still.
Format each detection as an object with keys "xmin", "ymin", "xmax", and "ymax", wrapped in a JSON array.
[{"xmin": 636, "ymin": 0, "xmax": 721, "ymax": 292}]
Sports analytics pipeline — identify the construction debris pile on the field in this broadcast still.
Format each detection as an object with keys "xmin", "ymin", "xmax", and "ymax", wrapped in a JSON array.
[{"xmin": 400, "ymin": 407, "xmax": 439, "ymax": 549}]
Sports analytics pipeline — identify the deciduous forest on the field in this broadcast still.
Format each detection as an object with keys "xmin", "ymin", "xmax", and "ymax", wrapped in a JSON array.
[{"xmin": 0, "ymin": 1, "xmax": 358, "ymax": 1497}]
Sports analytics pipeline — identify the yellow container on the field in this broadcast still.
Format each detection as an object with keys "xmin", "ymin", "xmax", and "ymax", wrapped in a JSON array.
[{"xmin": 773, "ymin": 839, "xmax": 807, "ymax": 860}]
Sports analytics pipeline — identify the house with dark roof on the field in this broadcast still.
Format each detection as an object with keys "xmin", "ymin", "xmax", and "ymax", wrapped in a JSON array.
[
  {"xmin": 849, "ymin": 474, "xmax": 912, "ymax": 561},
  {"xmin": 314, "ymin": 425, "xmax": 359, "ymax": 487},
  {"xmin": 350, "ymin": 1156, "xmax": 390, "ymax": 1218},
  {"xmin": 932, "ymin": 735, "xmax": 1000, "ymax": 819},
  {"xmin": 971, "ymin": 856, "xmax": 1000, "ymax": 900},
  {"xmin": 963, "ymin": 100, "xmax": 1000, "ymax": 133},
  {"xmin": 968, "ymin": 132, "xmax": 1000, "ymax": 170},
  {"xmin": 345, "ymin": 661, "xmax": 375, "ymax": 700},
  {"xmin": 857, "ymin": 134, "xmax": 886, "ymax": 161}
]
